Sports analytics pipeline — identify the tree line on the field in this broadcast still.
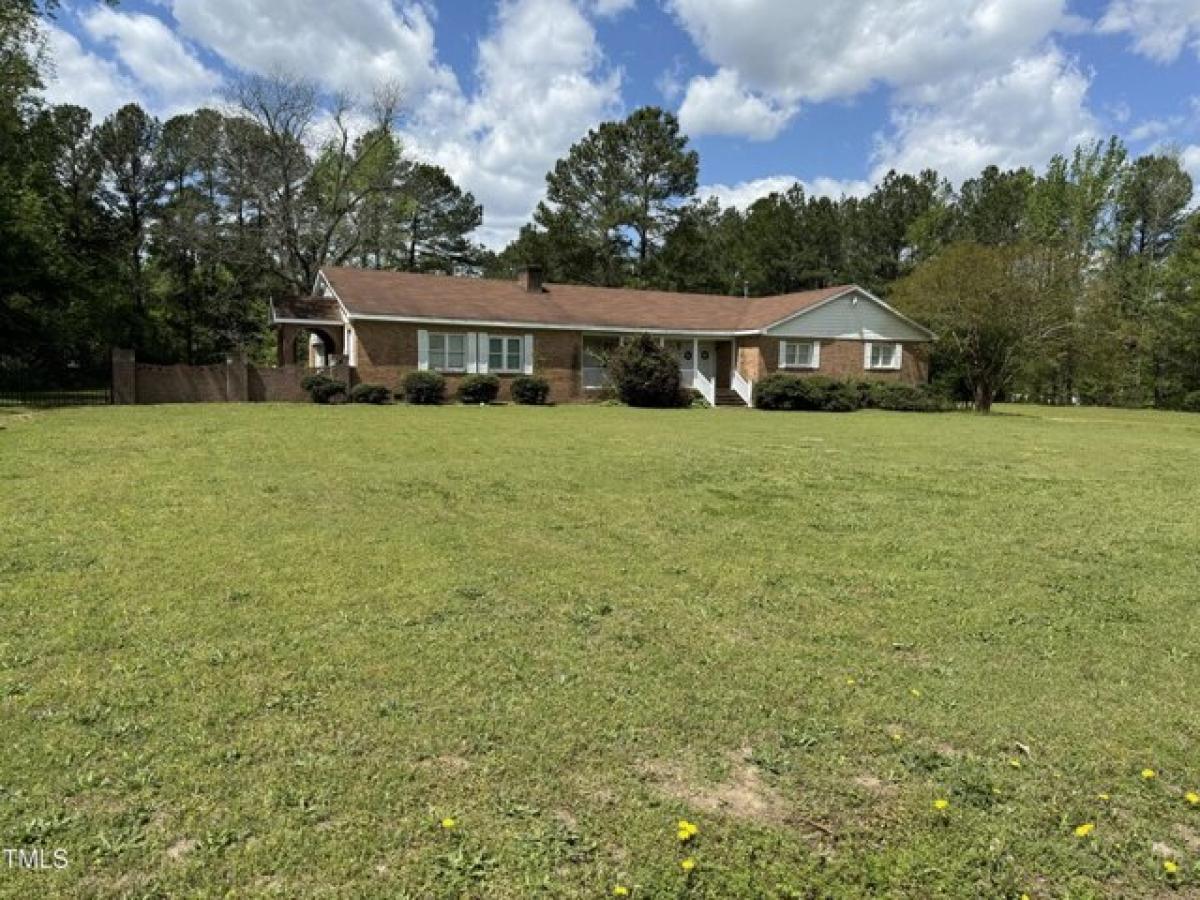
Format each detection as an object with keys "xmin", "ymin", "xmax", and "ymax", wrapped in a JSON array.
[
  {"xmin": 2, "ymin": 4, "xmax": 483, "ymax": 373},
  {"xmin": 488, "ymin": 109, "xmax": 1198, "ymax": 411},
  {"xmin": 5, "ymin": 3, "xmax": 1199, "ymax": 411}
]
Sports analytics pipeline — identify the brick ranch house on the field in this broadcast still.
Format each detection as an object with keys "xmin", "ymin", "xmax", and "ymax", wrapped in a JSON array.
[{"xmin": 270, "ymin": 266, "xmax": 934, "ymax": 406}]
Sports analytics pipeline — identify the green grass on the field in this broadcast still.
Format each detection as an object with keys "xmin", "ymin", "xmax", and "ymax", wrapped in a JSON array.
[{"xmin": 2, "ymin": 402, "xmax": 1199, "ymax": 898}]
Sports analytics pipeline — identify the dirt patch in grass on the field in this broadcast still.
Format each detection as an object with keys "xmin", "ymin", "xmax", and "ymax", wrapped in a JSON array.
[
  {"xmin": 851, "ymin": 774, "xmax": 899, "ymax": 799},
  {"xmin": 166, "ymin": 837, "xmax": 197, "ymax": 861},
  {"xmin": 640, "ymin": 747, "xmax": 789, "ymax": 824},
  {"xmin": 416, "ymin": 754, "xmax": 471, "ymax": 776},
  {"xmin": 1173, "ymin": 824, "xmax": 1200, "ymax": 853}
]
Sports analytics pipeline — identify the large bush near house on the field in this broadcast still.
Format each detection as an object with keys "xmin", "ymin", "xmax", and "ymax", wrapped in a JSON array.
[
  {"xmin": 511, "ymin": 375, "xmax": 550, "ymax": 405},
  {"xmin": 349, "ymin": 383, "xmax": 391, "ymax": 405},
  {"xmin": 401, "ymin": 371, "xmax": 446, "ymax": 405},
  {"xmin": 457, "ymin": 373, "xmax": 501, "ymax": 404},
  {"xmin": 858, "ymin": 381, "xmax": 954, "ymax": 412},
  {"xmin": 754, "ymin": 374, "xmax": 859, "ymax": 412},
  {"xmin": 606, "ymin": 334, "xmax": 684, "ymax": 408},
  {"xmin": 301, "ymin": 373, "xmax": 348, "ymax": 404}
]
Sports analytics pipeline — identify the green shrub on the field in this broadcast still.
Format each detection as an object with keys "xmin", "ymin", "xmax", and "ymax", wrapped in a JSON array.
[
  {"xmin": 401, "ymin": 370, "xmax": 446, "ymax": 405},
  {"xmin": 754, "ymin": 374, "xmax": 859, "ymax": 412},
  {"xmin": 301, "ymin": 373, "xmax": 347, "ymax": 404},
  {"xmin": 863, "ymin": 381, "xmax": 954, "ymax": 412},
  {"xmin": 511, "ymin": 375, "xmax": 550, "ymax": 405},
  {"xmin": 1179, "ymin": 390, "xmax": 1200, "ymax": 413},
  {"xmin": 457, "ymin": 373, "xmax": 501, "ymax": 404},
  {"xmin": 607, "ymin": 334, "xmax": 684, "ymax": 408},
  {"xmin": 349, "ymin": 383, "xmax": 391, "ymax": 404}
]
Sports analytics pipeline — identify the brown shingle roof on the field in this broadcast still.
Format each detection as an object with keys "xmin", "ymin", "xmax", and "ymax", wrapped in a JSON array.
[
  {"xmin": 271, "ymin": 295, "xmax": 342, "ymax": 322},
  {"xmin": 320, "ymin": 266, "xmax": 853, "ymax": 333}
]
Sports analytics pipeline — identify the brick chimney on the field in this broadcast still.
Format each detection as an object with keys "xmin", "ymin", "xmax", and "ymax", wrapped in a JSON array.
[{"xmin": 517, "ymin": 265, "xmax": 543, "ymax": 293}]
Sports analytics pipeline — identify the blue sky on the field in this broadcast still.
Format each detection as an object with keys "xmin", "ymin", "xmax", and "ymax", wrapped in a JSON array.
[{"xmin": 39, "ymin": 0, "xmax": 1200, "ymax": 246}]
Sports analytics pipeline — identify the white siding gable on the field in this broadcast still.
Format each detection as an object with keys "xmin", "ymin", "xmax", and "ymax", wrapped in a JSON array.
[{"xmin": 766, "ymin": 290, "xmax": 931, "ymax": 341}]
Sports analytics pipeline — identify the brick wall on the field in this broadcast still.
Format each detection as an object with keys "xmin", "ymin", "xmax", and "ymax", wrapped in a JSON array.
[
  {"xmin": 135, "ymin": 363, "xmax": 227, "ymax": 403},
  {"xmin": 120, "ymin": 351, "xmax": 348, "ymax": 404},
  {"xmin": 736, "ymin": 337, "xmax": 930, "ymax": 384},
  {"xmin": 352, "ymin": 321, "xmax": 585, "ymax": 402}
]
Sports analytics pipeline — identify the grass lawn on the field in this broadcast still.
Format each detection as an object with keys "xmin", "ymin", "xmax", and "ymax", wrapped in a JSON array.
[{"xmin": 2, "ymin": 402, "xmax": 1199, "ymax": 898}]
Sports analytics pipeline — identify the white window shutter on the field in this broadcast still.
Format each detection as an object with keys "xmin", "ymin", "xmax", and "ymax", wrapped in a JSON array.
[
  {"xmin": 811, "ymin": 341, "xmax": 821, "ymax": 370},
  {"xmin": 466, "ymin": 332, "xmax": 478, "ymax": 373},
  {"xmin": 779, "ymin": 340, "xmax": 788, "ymax": 369},
  {"xmin": 417, "ymin": 329, "xmax": 429, "ymax": 371},
  {"xmin": 477, "ymin": 332, "xmax": 489, "ymax": 373},
  {"xmin": 863, "ymin": 342, "xmax": 873, "ymax": 369},
  {"xmin": 893, "ymin": 343, "xmax": 903, "ymax": 370},
  {"xmin": 523, "ymin": 334, "xmax": 534, "ymax": 374}
]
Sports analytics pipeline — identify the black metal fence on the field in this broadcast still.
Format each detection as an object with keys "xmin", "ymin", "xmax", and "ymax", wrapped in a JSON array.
[{"xmin": 0, "ymin": 364, "xmax": 112, "ymax": 407}]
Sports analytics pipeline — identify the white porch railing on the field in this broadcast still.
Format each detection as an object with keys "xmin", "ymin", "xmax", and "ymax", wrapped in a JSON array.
[
  {"xmin": 692, "ymin": 367, "xmax": 716, "ymax": 406},
  {"xmin": 731, "ymin": 369, "xmax": 754, "ymax": 407}
]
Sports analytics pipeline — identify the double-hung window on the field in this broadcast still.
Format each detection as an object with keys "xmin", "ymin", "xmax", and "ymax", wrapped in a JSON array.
[
  {"xmin": 867, "ymin": 342, "xmax": 902, "ymax": 370},
  {"xmin": 488, "ymin": 336, "xmax": 523, "ymax": 372},
  {"xmin": 428, "ymin": 333, "xmax": 467, "ymax": 371},
  {"xmin": 780, "ymin": 340, "xmax": 818, "ymax": 369}
]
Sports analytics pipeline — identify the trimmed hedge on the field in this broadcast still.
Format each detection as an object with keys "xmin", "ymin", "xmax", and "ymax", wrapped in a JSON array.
[
  {"xmin": 754, "ymin": 374, "xmax": 858, "ymax": 412},
  {"xmin": 856, "ymin": 381, "xmax": 954, "ymax": 412},
  {"xmin": 458, "ymin": 373, "xmax": 501, "ymax": 404},
  {"xmin": 755, "ymin": 374, "xmax": 951, "ymax": 412},
  {"xmin": 401, "ymin": 371, "xmax": 446, "ymax": 405},
  {"xmin": 300, "ymin": 373, "xmax": 347, "ymax": 404},
  {"xmin": 511, "ymin": 375, "xmax": 550, "ymax": 405},
  {"xmin": 349, "ymin": 383, "xmax": 391, "ymax": 404}
]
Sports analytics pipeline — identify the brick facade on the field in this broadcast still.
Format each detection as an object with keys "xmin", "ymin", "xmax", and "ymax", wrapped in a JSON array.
[
  {"xmin": 352, "ymin": 321, "xmax": 585, "ymax": 403},
  {"xmin": 736, "ymin": 336, "xmax": 929, "ymax": 384}
]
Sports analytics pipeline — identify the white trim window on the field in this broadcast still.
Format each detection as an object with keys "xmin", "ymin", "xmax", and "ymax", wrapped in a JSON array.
[
  {"xmin": 865, "ymin": 341, "xmax": 903, "ymax": 371},
  {"xmin": 780, "ymin": 339, "xmax": 819, "ymax": 370},
  {"xmin": 428, "ymin": 332, "xmax": 468, "ymax": 372},
  {"xmin": 488, "ymin": 335, "xmax": 524, "ymax": 373}
]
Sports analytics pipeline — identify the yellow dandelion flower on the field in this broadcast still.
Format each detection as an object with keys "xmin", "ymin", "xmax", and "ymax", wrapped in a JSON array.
[
  {"xmin": 1186, "ymin": 791, "xmax": 1199, "ymax": 806},
  {"xmin": 1097, "ymin": 793, "xmax": 1110, "ymax": 801},
  {"xmin": 1142, "ymin": 768, "xmax": 1157, "ymax": 780},
  {"xmin": 613, "ymin": 886, "xmax": 630, "ymax": 896},
  {"xmin": 680, "ymin": 858, "xmax": 696, "ymax": 872},
  {"xmin": 910, "ymin": 688, "xmax": 922, "ymax": 697},
  {"xmin": 1009, "ymin": 758, "xmax": 1022, "ymax": 769},
  {"xmin": 933, "ymin": 798, "xmax": 950, "ymax": 811},
  {"xmin": 676, "ymin": 819, "xmax": 698, "ymax": 842},
  {"xmin": 1164, "ymin": 860, "xmax": 1178, "ymax": 875},
  {"xmin": 1020, "ymin": 895, "xmax": 1030, "ymax": 900},
  {"xmin": 845, "ymin": 677, "xmax": 857, "ymax": 686},
  {"xmin": 440, "ymin": 817, "xmax": 456, "ymax": 830},
  {"xmin": 890, "ymin": 732, "xmax": 903, "ymax": 743},
  {"xmin": 1074, "ymin": 822, "xmax": 1095, "ymax": 838}
]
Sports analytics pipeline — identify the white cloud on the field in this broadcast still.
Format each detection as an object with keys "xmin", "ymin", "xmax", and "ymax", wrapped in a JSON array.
[
  {"xmin": 698, "ymin": 174, "xmax": 870, "ymax": 210},
  {"xmin": 1128, "ymin": 117, "xmax": 1183, "ymax": 142},
  {"xmin": 402, "ymin": 0, "xmax": 623, "ymax": 248},
  {"xmin": 81, "ymin": 7, "xmax": 222, "ymax": 113},
  {"xmin": 592, "ymin": 0, "xmax": 637, "ymax": 16},
  {"xmin": 1179, "ymin": 145, "xmax": 1200, "ymax": 197},
  {"xmin": 170, "ymin": 0, "xmax": 457, "ymax": 100},
  {"xmin": 38, "ymin": 24, "xmax": 137, "ymax": 119},
  {"xmin": 678, "ymin": 68, "xmax": 796, "ymax": 141},
  {"xmin": 871, "ymin": 49, "xmax": 1097, "ymax": 184},
  {"xmin": 1098, "ymin": 0, "xmax": 1200, "ymax": 63},
  {"xmin": 668, "ymin": 0, "xmax": 1072, "ymax": 132}
]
